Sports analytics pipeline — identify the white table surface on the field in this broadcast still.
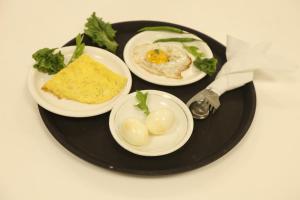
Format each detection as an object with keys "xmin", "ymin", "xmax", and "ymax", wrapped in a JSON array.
[{"xmin": 1, "ymin": 0, "xmax": 300, "ymax": 199}]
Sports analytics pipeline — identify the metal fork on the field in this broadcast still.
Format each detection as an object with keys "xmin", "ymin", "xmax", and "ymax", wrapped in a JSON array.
[{"xmin": 186, "ymin": 89, "xmax": 220, "ymax": 119}]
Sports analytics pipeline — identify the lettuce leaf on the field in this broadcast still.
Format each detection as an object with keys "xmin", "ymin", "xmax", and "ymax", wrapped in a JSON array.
[{"xmin": 84, "ymin": 12, "xmax": 118, "ymax": 53}]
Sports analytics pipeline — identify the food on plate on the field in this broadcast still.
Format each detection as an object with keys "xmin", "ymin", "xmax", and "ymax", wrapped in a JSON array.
[
  {"xmin": 42, "ymin": 54, "xmax": 127, "ymax": 104},
  {"xmin": 153, "ymin": 39, "xmax": 218, "ymax": 76},
  {"xmin": 133, "ymin": 43, "xmax": 192, "ymax": 79},
  {"xmin": 153, "ymin": 37, "xmax": 200, "ymax": 43},
  {"xmin": 135, "ymin": 90, "xmax": 150, "ymax": 115},
  {"xmin": 84, "ymin": 12, "xmax": 118, "ymax": 53},
  {"xmin": 32, "ymin": 12, "xmax": 118, "ymax": 75},
  {"xmin": 120, "ymin": 118, "xmax": 149, "ymax": 146},
  {"xmin": 193, "ymin": 56, "xmax": 217, "ymax": 76},
  {"xmin": 136, "ymin": 27, "xmax": 218, "ymax": 76},
  {"xmin": 32, "ymin": 48, "xmax": 65, "ymax": 75},
  {"xmin": 138, "ymin": 26, "xmax": 184, "ymax": 33},
  {"xmin": 183, "ymin": 45, "xmax": 217, "ymax": 76},
  {"xmin": 135, "ymin": 91, "xmax": 174, "ymax": 135},
  {"xmin": 68, "ymin": 33, "xmax": 85, "ymax": 64},
  {"xmin": 32, "ymin": 33, "xmax": 85, "ymax": 75},
  {"xmin": 146, "ymin": 108, "xmax": 174, "ymax": 135},
  {"xmin": 183, "ymin": 45, "xmax": 205, "ymax": 58}
]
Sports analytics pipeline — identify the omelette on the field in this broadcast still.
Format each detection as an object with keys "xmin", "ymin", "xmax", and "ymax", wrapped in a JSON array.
[{"xmin": 42, "ymin": 54, "xmax": 127, "ymax": 104}]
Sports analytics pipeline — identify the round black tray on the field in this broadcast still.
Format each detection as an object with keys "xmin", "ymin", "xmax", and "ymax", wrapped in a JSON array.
[{"xmin": 38, "ymin": 21, "xmax": 256, "ymax": 175}]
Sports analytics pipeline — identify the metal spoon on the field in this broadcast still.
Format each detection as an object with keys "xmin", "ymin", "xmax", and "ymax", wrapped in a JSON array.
[
  {"xmin": 187, "ymin": 89, "xmax": 220, "ymax": 119},
  {"xmin": 189, "ymin": 99, "xmax": 210, "ymax": 119}
]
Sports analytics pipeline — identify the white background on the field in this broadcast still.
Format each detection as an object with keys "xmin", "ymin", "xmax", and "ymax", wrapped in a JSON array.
[{"xmin": 1, "ymin": 0, "xmax": 300, "ymax": 199}]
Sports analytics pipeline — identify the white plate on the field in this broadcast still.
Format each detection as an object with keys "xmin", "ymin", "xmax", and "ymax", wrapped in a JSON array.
[
  {"xmin": 123, "ymin": 31, "xmax": 213, "ymax": 86},
  {"xmin": 28, "ymin": 46, "xmax": 132, "ymax": 117},
  {"xmin": 109, "ymin": 90, "xmax": 194, "ymax": 156}
]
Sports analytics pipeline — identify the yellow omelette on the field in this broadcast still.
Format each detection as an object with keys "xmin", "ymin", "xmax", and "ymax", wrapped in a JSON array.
[{"xmin": 42, "ymin": 54, "xmax": 127, "ymax": 104}]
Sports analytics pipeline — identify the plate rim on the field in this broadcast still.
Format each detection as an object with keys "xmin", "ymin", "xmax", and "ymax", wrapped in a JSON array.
[
  {"xmin": 109, "ymin": 90, "xmax": 194, "ymax": 156},
  {"xmin": 28, "ymin": 45, "xmax": 132, "ymax": 117}
]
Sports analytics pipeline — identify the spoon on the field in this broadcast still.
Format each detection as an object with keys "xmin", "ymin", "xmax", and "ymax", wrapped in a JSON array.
[
  {"xmin": 188, "ymin": 99, "xmax": 210, "ymax": 119},
  {"xmin": 186, "ymin": 89, "xmax": 220, "ymax": 119}
]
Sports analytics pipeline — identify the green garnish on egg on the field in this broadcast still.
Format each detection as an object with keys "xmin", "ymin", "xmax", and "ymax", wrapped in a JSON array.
[
  {"xmin": 138, "ymin": 26, "xmax": 185, "ymax": 33},
  {"xmin": 183, "ymin": 45, "xmax": 218, "ymax": 76},
  {"xmin": 153, "ymin": 37, "xmax": 200, "ymax": 43},
  {"xmin": 135, "ymin": 90, "xmax": 150, "ymax": 116}
]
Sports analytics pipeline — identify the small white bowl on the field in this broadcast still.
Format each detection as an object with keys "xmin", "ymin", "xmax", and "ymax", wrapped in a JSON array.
[
  {"xmin": 28, "ymin": 46, "xmax": 132, "ymax": 117},
  {"xmin": 109, "ymin": 90, "xmax": 194, "ymax": 156}
]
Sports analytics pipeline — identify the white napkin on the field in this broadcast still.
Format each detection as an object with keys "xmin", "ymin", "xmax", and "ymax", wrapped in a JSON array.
[{"xmin": 207, "ymin": 35, "xmax": 272, "ymax": 96}]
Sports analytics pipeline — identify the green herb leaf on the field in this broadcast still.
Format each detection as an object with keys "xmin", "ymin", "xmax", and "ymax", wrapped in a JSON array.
[
  {"xmin": 32, "ymin": 48, "xmax": 65, "ymax": 75},
  {"xmin": 135, "ymin": 90, "xmax": 150, "ymax": 115},
  {"xmin": 153, "ymin": 37, "xmax": 200, "ymax": 43},
  {"xmin": 68, "ymin": 33, "xmax": 85, "ymax": 64},
  {"xmin": 183, "ymin": 45, "xmax": 205, "ymax": 58},
  {"xmin": 138, "ymin": 26, "xmax": 184, "ymax": 33},
  {"xmin": 193, "ymin": 57, "xmax": 218, "ymax": 76},
  {"xmin": 84, "ymin": 12, "xmax": 118, "ymax": 53}
]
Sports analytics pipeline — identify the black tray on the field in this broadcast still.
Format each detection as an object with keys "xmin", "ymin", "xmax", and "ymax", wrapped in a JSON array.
[{"xmin": 38, "ymin": 21, "xmax": 256, "ymax": 175}]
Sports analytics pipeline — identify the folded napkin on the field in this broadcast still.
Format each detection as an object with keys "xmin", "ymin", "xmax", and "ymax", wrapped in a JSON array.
[{"xmin": 207, "ymin": 35, "xmax": 274, "ymax": 96}]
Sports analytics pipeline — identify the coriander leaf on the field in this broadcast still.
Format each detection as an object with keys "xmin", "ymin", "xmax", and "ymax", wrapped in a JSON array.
[
  {"xmin": 153, "ymin": 37, "xmax": 200, "ymax": 43},
  {"xmin": 84, "ymin": 12, "xmax": 118, "ymax": 53},
  {"xmin": 135, "ymin": 90, "xmax": 150, "ymax": 115},
  {"xmin": 193, "ymin": 57, "xmax": 218, "ymax": 76},
  {"xmin": 138, "ymin": 26, "xmax": 184, "ymax": 33},
  {"xmin": 32, "ymin": 48, "xmax": 65, "ymax": 75},
  {"xmin": 68, "ymin": 33, "xmax": 85, "ymax": 64},
  {"xmin": 183, "ymin": 45, "xmax": 205, "ymax": 58}
]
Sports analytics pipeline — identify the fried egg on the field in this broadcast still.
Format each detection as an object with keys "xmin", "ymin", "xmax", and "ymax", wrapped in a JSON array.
[{"xmin": 132, "ymin": 43, "xmax": 192, "ymax": 79}]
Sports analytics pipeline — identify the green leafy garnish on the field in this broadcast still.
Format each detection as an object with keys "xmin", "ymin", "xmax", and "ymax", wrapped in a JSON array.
[
  {"xmin": 84, "ymin": 12, "xmax": 118, "ymax": 53},
  {"xmin": 183, "ymin": 45, "xmax": 205, "ymax": 58},
  {"xmin": 68, "ymin": 34, "xmax": 85, "ymax": 64},
  {"xmin": 194, "ymin": 57, "xmax": 218, "ymax": 76},
  {"xmin": 135, "ymin": 91, "xmax": 150, "ymax": 115},
  {"xmin": 138, "ymin": 26, "xmax": 184, "ymax": 33},
  {"xmin": 32, "ymin": 48, "xmax": 65, "ymax": 75},
  {"xmin": 153, "ymin": 37, "xmax": 200, "ymax": 43},
  {"xmin": 182, "ymin": 45, "xmax": 217, "ymax": 76}
]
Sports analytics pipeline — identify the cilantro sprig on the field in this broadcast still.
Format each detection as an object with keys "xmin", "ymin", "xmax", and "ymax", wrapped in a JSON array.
[{"xmin": 135, "ymin": 91, "xmax": 150, "ymax": 116}]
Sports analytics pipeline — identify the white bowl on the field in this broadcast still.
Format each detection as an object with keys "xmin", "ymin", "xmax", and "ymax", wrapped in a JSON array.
[
  {"xmin": 28, "ymin": 46, "xmax": 132, "ymax": 117},
  {"xmin": 109, "ymin": 90, "xmax": 194, "ymax": 156}
]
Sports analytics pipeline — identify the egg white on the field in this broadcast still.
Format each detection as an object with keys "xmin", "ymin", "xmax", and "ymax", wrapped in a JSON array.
[{"xmin": 132, "ymin": 43, "xmax": 192, "ymax": 79}]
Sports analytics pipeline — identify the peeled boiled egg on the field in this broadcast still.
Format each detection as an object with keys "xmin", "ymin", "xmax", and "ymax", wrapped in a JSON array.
[
  {"xmin": 120, "ymin": 118, "xmax": 149, "ymax": 146},
  {"xmin": 146, "ymin": 108, "xmax": 174, "ymax": 135}
]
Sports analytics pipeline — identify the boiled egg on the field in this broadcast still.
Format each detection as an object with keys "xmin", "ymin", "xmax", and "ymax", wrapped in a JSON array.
[
  {"xmin": 146, "ymin": 108, "xmax": 174, "ymax": 135},
  {"xmin": 120, "ymin": 118, "xmax": 149, "ymax": 146}
]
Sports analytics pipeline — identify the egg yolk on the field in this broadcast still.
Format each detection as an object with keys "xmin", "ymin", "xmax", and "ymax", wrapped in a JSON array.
[{"xmin": 146, "ymin": 49, "xmax": 169, "ymax": 64}]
